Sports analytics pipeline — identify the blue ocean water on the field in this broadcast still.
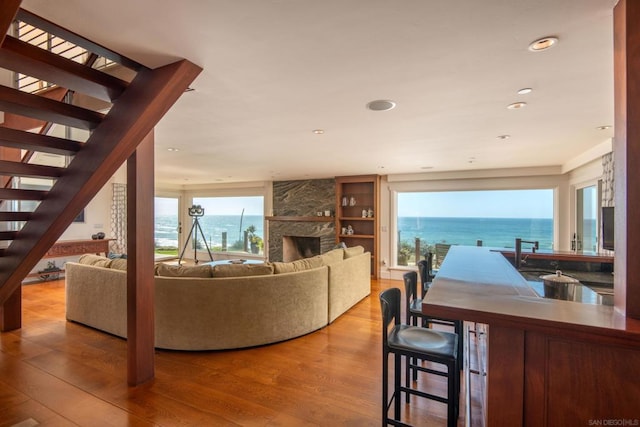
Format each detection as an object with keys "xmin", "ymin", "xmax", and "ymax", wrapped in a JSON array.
[
  {"xmin": 397, "ymin": 216, "xmax": 554, "ymax": 250},
  {"xmin": 155, "ymin": 214, "xmax": 555, "ymax": 250},
  {"xmin": 154, "ymin": 214, "xmax": 263, "ymax": 248}
]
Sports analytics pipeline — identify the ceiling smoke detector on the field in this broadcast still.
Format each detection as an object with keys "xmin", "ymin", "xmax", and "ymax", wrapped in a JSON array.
[{"xmin": 366, "ymin": 100, "xmax": 396, "ymax": 111}]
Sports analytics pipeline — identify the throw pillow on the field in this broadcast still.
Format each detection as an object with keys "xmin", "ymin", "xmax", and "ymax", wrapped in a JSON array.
[
  {"xmin": 319, "ymin": 248, "xmax": 344, "ymax": 266},
  {"xmin": 272, "ymin": 255, "xmax": 323, "ymax": 274},
  {"xmin": 212, "ymin": 263, "xmax": 274, "ymax": 277},
  {"xmin": 110, "ymin": 258, "xmax": 128, "ymax": 271},
  {"xmin": 78, "ymin": 254, "xmax": 112, "ymax": 268},
  {"xmin": 344, "ymin": 245, "xmax": 365, "ymax": 259},
  {"xmin": 155, "ymin": 263, "xmax": 212, "ymax": 278}
]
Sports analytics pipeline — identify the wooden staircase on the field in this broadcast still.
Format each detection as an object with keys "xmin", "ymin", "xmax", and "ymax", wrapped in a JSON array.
[{"xmin": 0, "ymin": 2, "xmax": 201, "ymax": 308}]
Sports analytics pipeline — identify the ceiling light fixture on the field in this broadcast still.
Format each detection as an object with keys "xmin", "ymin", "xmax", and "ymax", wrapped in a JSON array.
[
  {"xmin": 517, "ymin": 88, "xmax": 533, "ymax": 95},
  {"xmin": 497, "ymin": 135, "xmax": 511, "ymax": 140},
  {"xmin": 507, "ymin": 102, "xmax": 527, "ymax": 110},
  {"xmin": 167, "ymin": 147, "xmax": 179, "ymax": 152},
  {"xmin": 367, "ymin": 100, "xmax": 396, "ymax": 111},
  {"xmin": 528, "ymin": 36, "xmax": 558, "ymax": 52},
  {"xmin": 312, "ymin": 129, "xmax": 324, "ymax": 134},
  {"xmin": 596, "ymin": 125, "xmax": 612, "ymax": 130}
]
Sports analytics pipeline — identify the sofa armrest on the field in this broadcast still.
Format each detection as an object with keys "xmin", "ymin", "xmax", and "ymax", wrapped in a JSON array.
[{"xmin": 327, "ymin": 252, "xmax": 371, "ymax": 323}]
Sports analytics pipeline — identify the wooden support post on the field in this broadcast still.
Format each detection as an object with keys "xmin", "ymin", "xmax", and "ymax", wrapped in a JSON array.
[
  {"xmin": 0, "ymin": 285, "xmax": 20, "ymax": 332},
  {"xmin": 613, "ymin": 0, "xmax": 640, "ymax": 319},
  {"xmin": 126, "ymin": 131, "xmax": 155, "ymax": 386}
]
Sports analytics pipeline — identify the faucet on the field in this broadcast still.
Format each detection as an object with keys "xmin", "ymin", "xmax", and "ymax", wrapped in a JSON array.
[{"xmin": 515, "ymin": 238, "xmax": 539, "ymax": 269}]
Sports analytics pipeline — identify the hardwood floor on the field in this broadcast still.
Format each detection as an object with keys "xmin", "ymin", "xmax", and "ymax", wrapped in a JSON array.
[{"xmin": 1, "ymin": 278, "xmax": 480, "ymax": 426}]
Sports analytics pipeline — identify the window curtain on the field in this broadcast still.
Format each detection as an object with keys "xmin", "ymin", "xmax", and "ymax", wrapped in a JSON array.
[
  {"xmin": 110, "ymin": 183, "xmax": 127, "ymax": 254},
  {"xmin": 602, "ymin": 152, "xmax": 615, "ymax": 207}
]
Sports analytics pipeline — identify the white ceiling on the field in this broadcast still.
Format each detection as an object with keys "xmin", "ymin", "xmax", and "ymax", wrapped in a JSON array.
[{"xmin": 22, "ymin": 0, "xmax": 618, "ymax": 186}]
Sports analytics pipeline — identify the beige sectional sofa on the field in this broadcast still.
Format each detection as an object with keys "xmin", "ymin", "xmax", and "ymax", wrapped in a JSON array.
[{"xmin": 65, "ymin": 246, "xmax": 371, "ymax": 351}]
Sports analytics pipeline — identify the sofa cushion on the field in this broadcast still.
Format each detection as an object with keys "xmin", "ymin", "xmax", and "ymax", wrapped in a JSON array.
[
  {"xmin": 78, "ymin": 254, "xmax": 112, "ymax": 268},
  {"xmin": 272, "ymin": 256, "xmax": 323, "ymax": 274},
  {"xmin": 319, "ymin": 248, "xmax": 344, "ymax": 266},
  {"xmin": 110, "ymin": 258, "xmax": 128, "ymax": 271},
  {"xmin": 344, "ymin": 245, "xmax": 365, "ymax": 259},
  {"xmin": 155, "ymin": 263, "xmax": 213, "ymax": 278},
  {"xmin": 212, "ymin": 263, "xmax": 274, "ymax": 277}
]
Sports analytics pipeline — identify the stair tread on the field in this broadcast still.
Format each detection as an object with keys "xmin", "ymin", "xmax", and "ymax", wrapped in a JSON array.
[
  {"xmin": 0, "ymin": 36, "xmax": 128, "ymax": 102},
  {"xmin": 0, "ymin": 85, "xmax": 104, "ymax": 130},
  {"xmin": 0, "ymin": 127, "xmax": 82, "ymax": 155},
  {"xmin": 0, "ymin": 212, "xmax": 32, "ymax": 221},
  {"xmin": 0, "ymin": 159, "xmax": 63, "ymax": 178},
  {"xmin": 0, "ymin": 188, "xmax": 48, "ymax": 201}
]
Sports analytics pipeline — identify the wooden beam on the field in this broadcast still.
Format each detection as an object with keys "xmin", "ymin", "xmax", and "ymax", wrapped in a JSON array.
[
  {"xmin": 0, "ymin": 36, "xmax": 128, "ymax": 102},
  {"xmin": 0, "ymin": 59, "xmax": 201, "ymax": 307},
  {"xmin": 0, "ymin": 0, "xmax": 21, "ymax": 46},
  {"xmin": 0, "ymin": 285, "xmax": 21, "ymax": 332},
  {"xmin": 613, "ymin": 0, "xmax": 640, "ymax": 319},
  {"xmin": 0, "ymin": 85, "xmax": 104, "ymax": 130},
  {"xmin": 126, "ymin": 131, "xmax": 155, "ymax": 386}
]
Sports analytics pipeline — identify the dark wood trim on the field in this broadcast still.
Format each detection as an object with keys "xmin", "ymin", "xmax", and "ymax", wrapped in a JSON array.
[
  {"xmin": 614, "ymin": 0, "xmax": 640, "ymax": 319},
  {"xmin": 16, "ymin": 8, "xmax": 147, "ymax": 72},
  {"xmin": 126, "ymin": 131, "xmax": 156, "ymax": 386},
  {"xmin": 0, "ymin": 59, "xmax": 201, "ymax": 307},
  {"xmin": 0, "ymin": 86, "xmax": 68, "ymax": 131},
  {"xmin": 0, "ymin": 231, "xmax": 18, "ymax": 240},
  {"xmin": 0, "ymin": 36, "xmax": 128, "ymax": 102},
  {"xmin": 0, "ymin": 85, "xmax": 104, "ymax": 130},
  {"xmin": 0, "ymin": 0, "xmax": 21, "ymax": 46}
]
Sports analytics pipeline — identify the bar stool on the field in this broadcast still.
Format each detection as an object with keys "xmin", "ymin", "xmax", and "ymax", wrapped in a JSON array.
[
  {"xmin": 403, "ymin": 271, "xmax": 463, "ymax": 378},
  {"xmin": 380, "ymin": 287, "xmax": 459, "ymax": 427}
]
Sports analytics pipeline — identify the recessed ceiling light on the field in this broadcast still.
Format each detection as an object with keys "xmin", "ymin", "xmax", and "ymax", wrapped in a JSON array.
[
  {"xmin": 420, "ymin": 166, "xmax": 434, "ymax": 170},
  {"xmin": 367, "ymin": 100, "xmax": 396, "ymax": 111},
  {"xmin": 497, "ymin": 135, "xmax": 511, "ymax": 140},
  {"xmin": 596, "ymin": 125, "xmax": 612, "ymax": 130},
  {"xmin": 528, "ymin": 36, "xmax": 558, "ymax": 52},
  {"xmin": 517, "ymin": 88, "xmax": 533, "ymax": 95},
  {"xmin": 507, "ymin": 102, "xmax": 527, "ymax": 110},
  {"xmin": 167, "ymin": 147, "xmax": 179, "ymax": 152},
  {"xmin": 312, "ymin": 129, "xmax": 324, "ymax": 134}
]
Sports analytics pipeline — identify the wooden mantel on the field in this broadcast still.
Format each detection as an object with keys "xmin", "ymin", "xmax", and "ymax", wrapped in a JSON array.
[{"xmin": 266, "ymin": 216, "xmax": 334, "ymax": 222}]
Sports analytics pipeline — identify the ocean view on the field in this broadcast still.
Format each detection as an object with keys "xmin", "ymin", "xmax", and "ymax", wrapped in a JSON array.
[
  {"xmin": 155, "ymin": 214, "xmax": 264, "ymax": 249},
  {"xmin": 155, "ymin": 215, "xmax": 556, "ymax": 251},
  {"xmin": 397, "ymin": 216, "xmax": 554, "ymax": 250}
]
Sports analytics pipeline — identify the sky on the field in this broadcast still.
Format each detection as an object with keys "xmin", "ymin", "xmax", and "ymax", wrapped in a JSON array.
[
  {"xmin": 398, "ymin": 189, "xmax": 554, "ymax": 219},
  {"xmin": 155, "ymin": 196, "xmax": 264, "ymax": 216}
]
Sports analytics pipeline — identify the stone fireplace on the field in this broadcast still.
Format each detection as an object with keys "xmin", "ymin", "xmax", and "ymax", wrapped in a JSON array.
[
  {"xmin": 268, "ymin": 179, "xmax": 336, "ymax": 262},
  {"xmin": 283, "ymin": 235, "xmax": 321, "ymax": 261}
]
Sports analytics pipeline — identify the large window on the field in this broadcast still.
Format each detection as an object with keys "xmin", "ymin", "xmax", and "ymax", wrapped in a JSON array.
[
  {"xmin": 576, "ymin": 185, "xmax": 598, "ymax": 252},
  {"xmin": 191, "ymin": 196, "xmax": 264, "ymax": 255},
  {"xmin": 155, "ymin": 197, "xmax": 180, "ymax": 256},
  {"xmin": 396, "ymin": 189, "xmax": 554, "ymax": 266}
]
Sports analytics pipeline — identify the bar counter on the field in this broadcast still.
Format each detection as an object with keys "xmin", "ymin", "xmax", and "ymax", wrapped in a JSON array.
[{"xmin": 423, "ymin": 246, "xmax": 640, "ymax": 426}]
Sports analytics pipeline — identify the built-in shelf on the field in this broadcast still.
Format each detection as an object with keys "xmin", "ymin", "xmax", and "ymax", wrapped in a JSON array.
[
  {"xmin": 266, "ymin": 216, "xmax": 334, "ymax": 222},
  {"xmin": 339, "ymin": 234, "xmax": 374, "ymax": 239},
  {"xmin": 338, "ymin": 216, "xmax": 375, "ymax": 221}
]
